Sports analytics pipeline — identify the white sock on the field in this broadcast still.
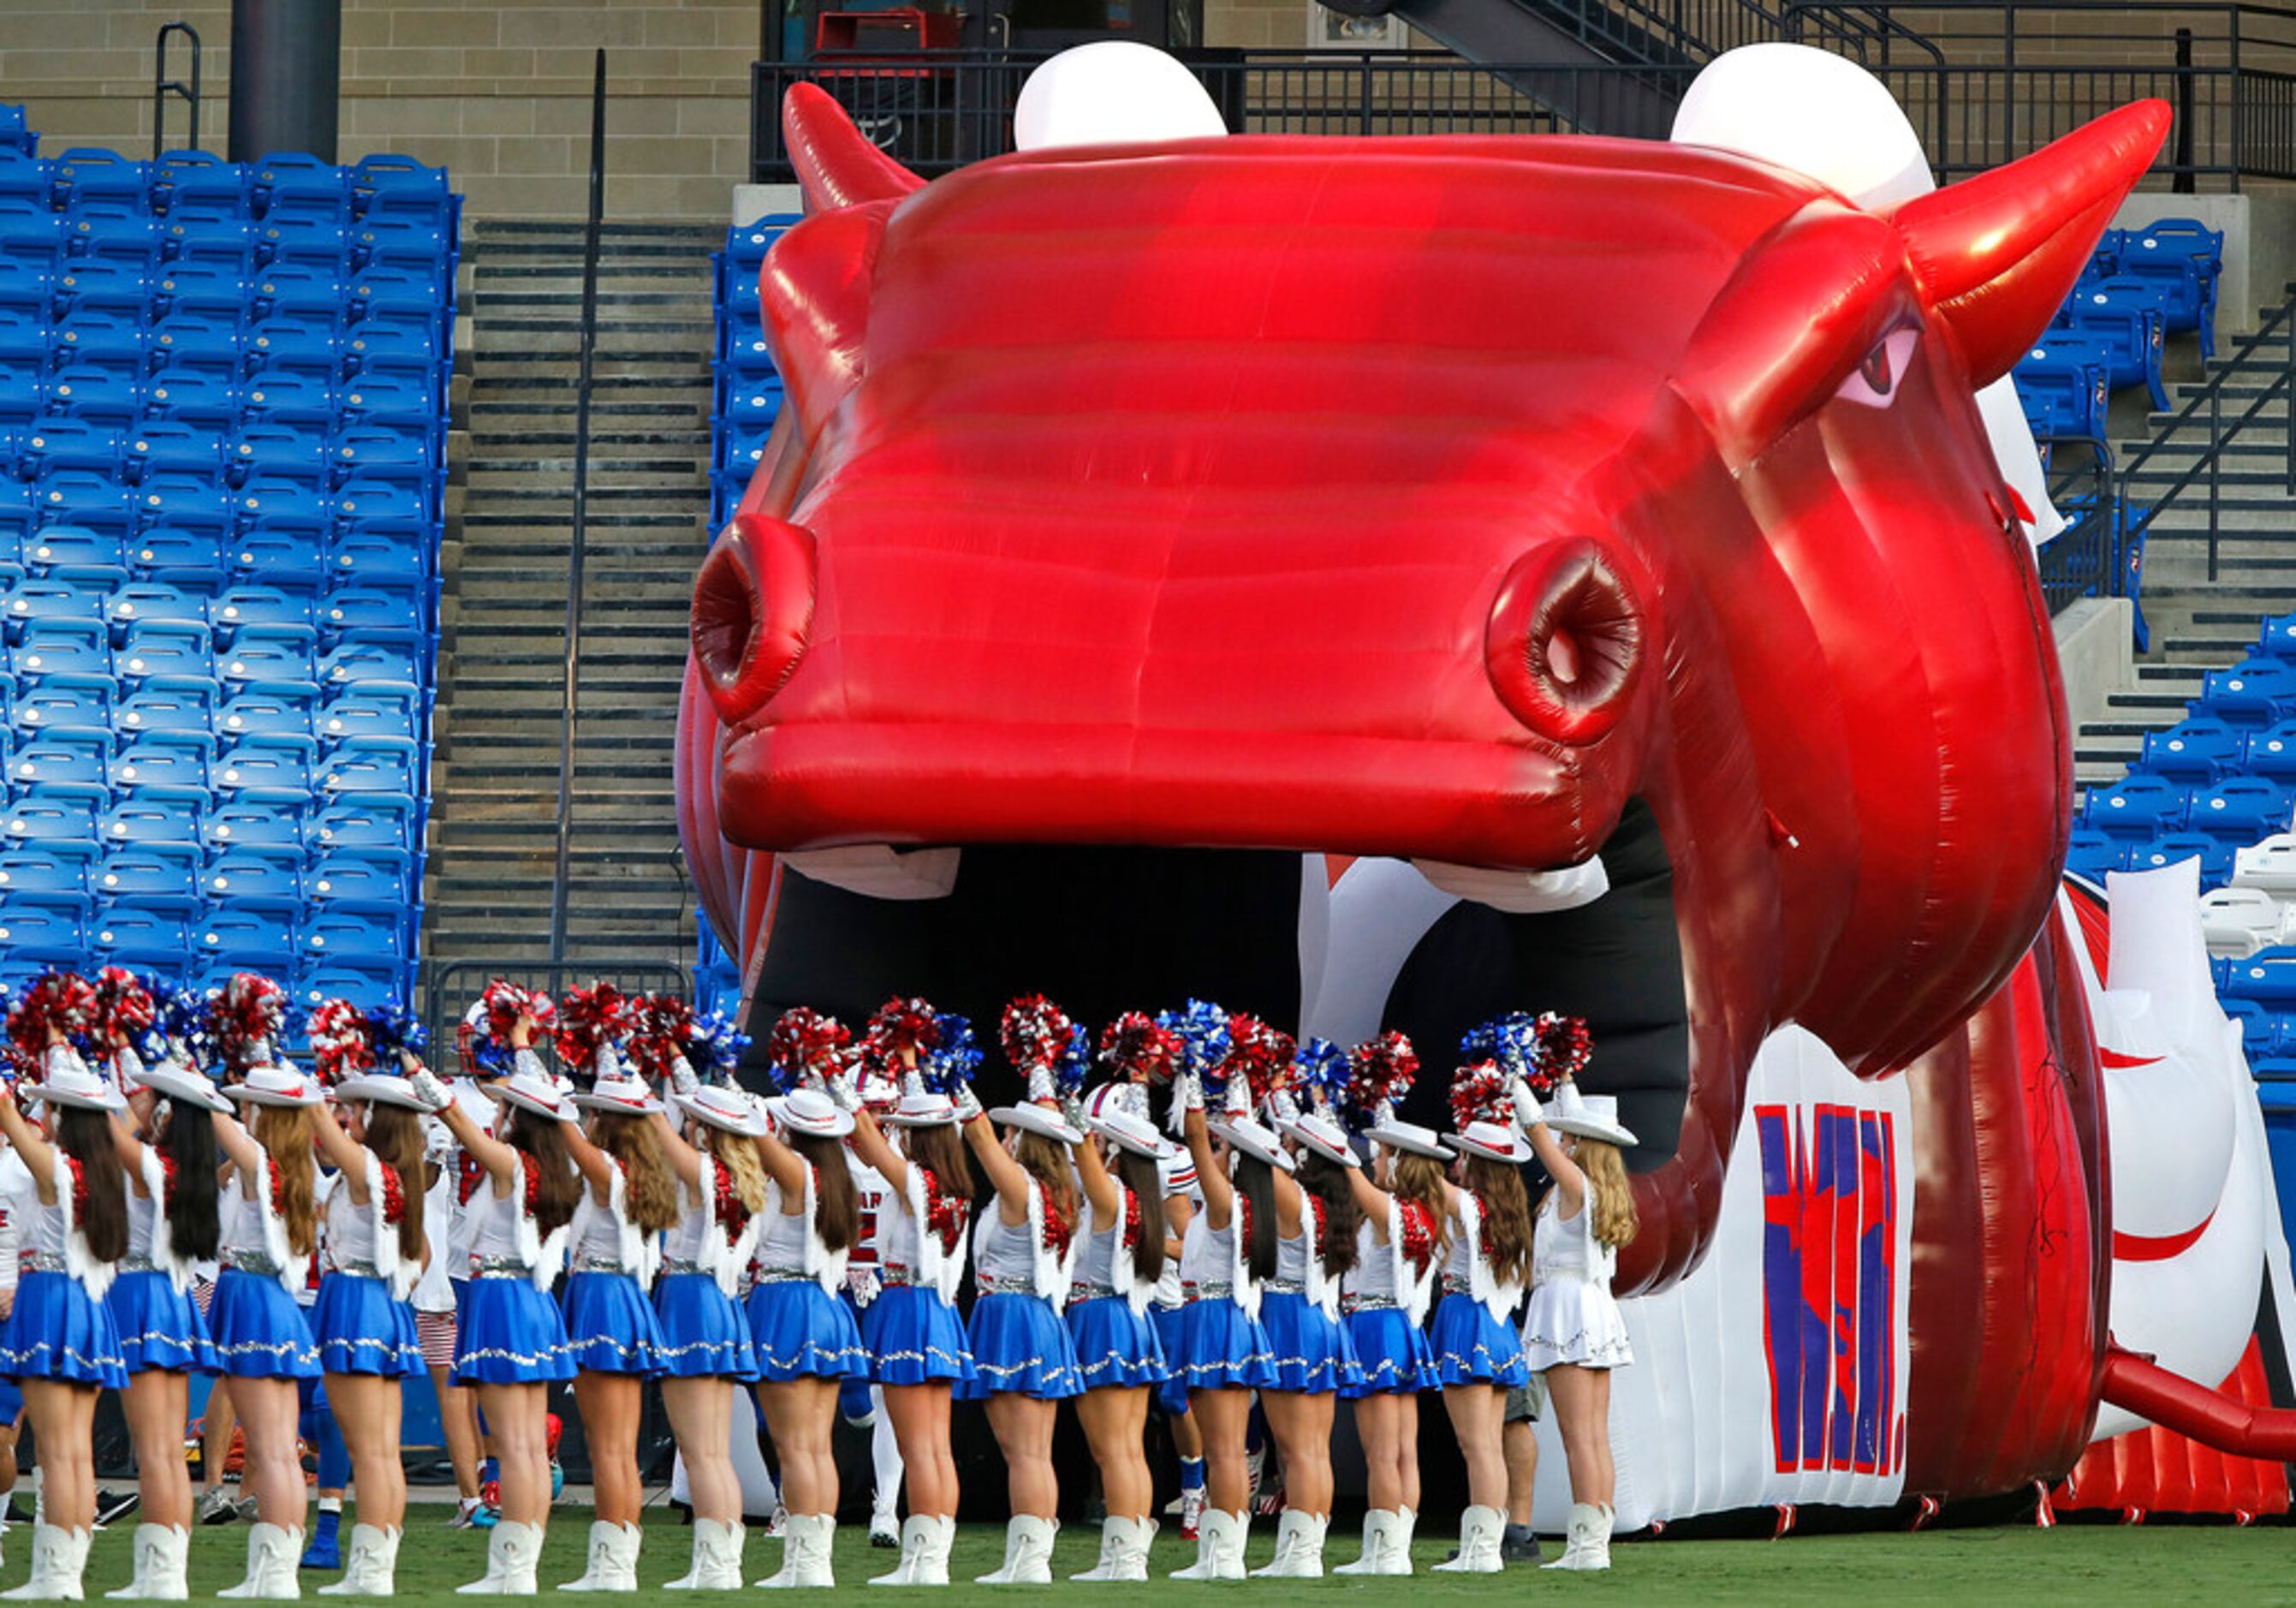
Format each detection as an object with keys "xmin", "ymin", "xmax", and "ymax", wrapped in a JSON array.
[{"xmin": 871, "ymin": 1391, "xmax": 904, "ymax": 1512}]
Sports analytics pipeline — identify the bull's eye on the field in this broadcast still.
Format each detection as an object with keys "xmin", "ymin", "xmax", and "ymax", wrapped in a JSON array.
[{"xmin": 1836, "ymin": 326, "xmax": 1921, "ymax": 409}]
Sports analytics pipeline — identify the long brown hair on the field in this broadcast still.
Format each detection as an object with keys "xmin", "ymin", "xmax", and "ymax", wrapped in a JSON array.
[
  {"xmin": 1577, "ymin": 1140, "xmax": 1639, "ymax": 1250},
  {"xmin": 1114, "ymin": 1146, "xmax": 1165, "ymax": 1286},
  {"xmin": 360, "ymin": 1104, "xmax": 431, "ymax": 1266},
  {"xmin": 503, "ymin": 1108, "xmax": 580, "ymax": 1236},
  {"xmin": 591, "ymin": 1112, "xmax": 679, "ymax": 1234},
  {"xmin": 1386, "ymin": 1149, "xmax": 1454, "ymax": 1258},
  {"xmin": 1294, "ymin": 1152, "xmax": 1360, "ymax": 1279},
  {"xmin": 701, "ymin": 1123, "xmax": 769, "ymax": 1218},
  {"xmin": 253, "ymin": 1105, "xmax": 318, "ymax": 1257},
  {"xmin": 788, "ymin": 1131, "xmax": 855, "ymax": 1254},
  {"xmin": 899, "ymin": 1123, "xmax": 973, "ymax": 1207},
  {"xmin": 1013, "ymin": 1129, "xmax": 1077, "ymax": 1235},
  {"xmin": 55, "ymin": 1107, "xmax": 127, "ymax": 1263},
  {"xmin": 1232, "ymin": 1152, "xmax": 1279, "ymax": 1283},
  {"xmin": 158, "ymin": 1103, "xmax": 220, "ymax": 1263},
  {"xmin": 1463, "ymin": 1155, "xmax": 1532, "ymax": 1289}
]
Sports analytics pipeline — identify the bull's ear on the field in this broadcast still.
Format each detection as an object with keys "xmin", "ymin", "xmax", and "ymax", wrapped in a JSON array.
[
  {"xmin": 1674, "ymin": 204, "xmax": 1909, "ymax": 464},
  {"xmin": 783, "ymin": 83, "xmax": 925, "ymax": 213},
  {"xmin": 760, "ymin": 202, "xmax": 889, "ymax": 444},
  {"xmin": 1889, "ymin": 101, "xmax": 2170, "ymax": 387}
]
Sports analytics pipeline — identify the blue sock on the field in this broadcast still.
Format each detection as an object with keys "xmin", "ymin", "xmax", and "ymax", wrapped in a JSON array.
[
  {"xmin": 1180, "ymin": 1456, "xmax": 1205, "ymax": 1492},
  {"xmin": 312, "ymin": 1509, "xmax": 339, "ymax": 1545},
  {"xmin": 316, "ymin": 1420, "xmax": 349, "ymax": 1492},
  {"xmin": 480, "ymin": 1457, "xmax": 498, "ymax": 1486}
]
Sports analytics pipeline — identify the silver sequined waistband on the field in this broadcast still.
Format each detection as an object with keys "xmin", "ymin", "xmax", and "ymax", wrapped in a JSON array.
[
  {"xmin": 1348, "ymin": 1295, "xmax": 1401, "ymax": 1312},
  {"xmin": 116, "ymin": 1254, "xmax": 158, "ymax": 1274},
  {"xmin": 1441, "ymin": 1274, "xmax": 1472, "ymax": 1296},
  {"xmin": 327, "ymin": 1260, "xmax": 383, "ymax": 1281},
  {"xmin": 471, "ymin": 1256, "xmax": 533, "ymax": 1280},
  {"xmin": 223, "ymin": 1249, "xmax": 283, "ymax": 1276},
  {"xmin": 1263, "ymin": 1278, "xmax": 1306, "ymax": 1297},
  {"xmin": 977, "ymin": 1274, "xmax": 1040, "ymax": 1297},
  {"xmin": 17, "ymin": 1251, "xmax": 66, "ymax": 1275},
  {"xmin": 1186, "ymin": 1283, "xmax": 1235, "ymax": 1301},
  {"xmin": 658, "ymin": 1258, "xmax": 708, "ymax": 1277},
  {"xmin": 570, "ymin": 1254, "xmax": 636, "ymax": 1276}
]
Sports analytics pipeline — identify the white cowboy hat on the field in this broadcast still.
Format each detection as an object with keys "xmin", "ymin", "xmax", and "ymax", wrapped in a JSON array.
[
  {"xmin": 1282, "ymin": 1111, "xmax": 1359, "ymax": 1169},
  {"xmin": 133, "ymin": 1061, "xmax": 232, "ymax": 1116},
  {"xmin": 1448, "ymin": 1118, "xmax": 1533, "ymax": 1164},
  {"xmin": 483, "ymin": 1071, "xmax": 574, "ymax": 1123},
  {"xmin": 1084, "ymin": 1081, "xmax": 1150, "ymax": 1125},
  {"xmin": 22, "ymin": 1053, "xmax": 128, "ymax": 1113},
  {"xmin": 990, "ymin": 1101, "xmax": 1083, "ymax": 1145},
  {"xmin": 571, "ymin": 1073, "xmax": 665, "ymax": 1116},
  {"xmin": 1085, "ymin": 1093, "xmax": 1169, "ymax": 1161},
  {"xmin": 881, "ymin": 1091, "xmax": 959, "ymax": 1128},
  {"xmin": 1210, "ymin": 1115, "xmax": 1296, "ymax": 1173},
  {"xmin": 1544, "ymin": 1085, "xmax": 1638, "ymax": 1147},
  {"xmin": 1365, "ymin": 1119, "xmax": 1454, "ymax": 1162},
  {"xmin": 763, "ymin": 1087, "xmax": 850, "ymax": 1140},
  {"xmin": 224, "ymin": 1063, "xmax": 325, "ymax": 1108},
  {"xmin": 331, "ymin": 1074, "xmax": 440, "ymax": 1111}
]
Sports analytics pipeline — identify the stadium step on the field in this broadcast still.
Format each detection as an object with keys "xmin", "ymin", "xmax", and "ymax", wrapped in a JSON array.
[{"xmin": 424, "ymin": 218, "xmax": 712, "ymax": 1006}]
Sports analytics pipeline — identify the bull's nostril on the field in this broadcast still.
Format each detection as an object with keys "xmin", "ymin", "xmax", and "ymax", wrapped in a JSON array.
[
  {"xmin": 1486, "ymin": 538, "xmax": 1645, "ymax": 746},
  {"xmin": 691, "ymin": 512, "xmax": 817, "ymax": 725}
]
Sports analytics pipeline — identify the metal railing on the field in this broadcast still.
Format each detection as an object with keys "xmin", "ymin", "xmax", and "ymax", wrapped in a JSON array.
[
  {"xmin": 152, "ymin": 21, "xmax": 201, "ymax": 159},
  {"xmin": 2036, "ymin": 438, "xmax": 2124, "ymax": 615},
  {"xmin": 2117, "ymin": 288, "xmax": 2296, "ymax": 582},
  {"xmin": 752, "ymin": 3, "xmax": 2296, "ymax": 186},
  {"xmin": 421, "ymin": 961, "xmax": 692, "ymax": 1063}
]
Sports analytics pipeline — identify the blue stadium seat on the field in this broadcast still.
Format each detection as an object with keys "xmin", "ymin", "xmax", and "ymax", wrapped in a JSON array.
[
  {"xmin": 0, "ymin": 255, "xmax": 54, "ymax": 315},
  {"xmin": 246, "ymin": 316, "xmax": 339, "ymax": 376},
  {"xmin": 298, "ymin": 957, "xmax": 405, "ymax": 1009},
  {"xmin": 52, "ymin": 259, "xmax": 149, "ymax": 310},
  {"xmin": 2200, "ymin": 659, "xmax": 2296, "ymax": 728},
  {"xmin": 227, "ymin": 527, "xmax": 318, "ymax": 582},
  {"xmin": 26, "ymin": 526, "xmax": 125, "ymax": 572},
  {"xmin": 253, "ymin": 217, "xmax": 345, "ymax": 267},
  {"xmin": 47, "ymin": 366, "xmax": 141, "ymax": 423},
  {"xmin": 2224, "ymin": 947, "xmax": 2296, "ymax": 1004},
  {"xmin": 0, "ymin": 358, "xmax": 45, "ymax": 426},
  {"xmin": 108, "ymin": 582, "xmax": 208, "ymax": 630},
  {"xmin": 307, "ymin": 848, "xmax": 408, "ymax": 908},
  {"xmin": 125, "ymin": 420, "xmax": 225, "ymax": 481},
  {"xmin": 135, "ymin": 473, "xmax": 232, "ymax": 536},
  {"xmin": 354, "ymin": 156, "xmax": 451, "ymax": 220},
  {"xmin": 230, "ymin": 424, "xmax": 329, "ymax": 485},
  {"xmin": 198, "ymin": 904, "xmax": 289, "ymax": 962},
  {"xmin": 3, "ymin": 792, "xmax": 97, "ymax": 844},
  {"xmin": 321, "ymin": 736, "xmax": 419, "ymax": 795},
  {"xmin": 55, "ymin": 150, "xmax": 148, "ymax": 211},
  {"xmin": 2131, "ymin": 832, "xmax": 2234, "ymax": 885},
  {"xmin": 248, "ymin": 260, "xmax": 342, "ymax": 316},
  {"xmin": 212, "ymin": 587, "xmax": 314, "ymax": 639},
  {"xmin": 2192, "ymin": 777, "xmax": 2296, "ymax": 846},
  {"xmin": 320, "ymin": 640, "xmax": 416, "ymax": 687},
  {"xmin": 13, "ymin": 620, "xmax": 112, "ymax": 678},
  {"xmin": 332, "ymin": 477, "xmax": 427, "ymax": 533},
  {"xmin": 2123, "ymin": 218, "xmax": 2224, "ymax": 356},
  {"xmin": 218, "ymin": 685, "xmax": 318, "ymax": 742},
  {"xmin": 116, "ymin": 682, "xmax": 216, "ymax": 740},
  {"xmin": 2085, "ymin": 774, "xmax": 2191, "ymax": 842},
  {"xmin": 2137, "ymin": 717, "xmax": 2242, "ymax": 783},
  {"xmin": 342, "ymin": 319, "xmax": 437, "ymax": 373},
  {"xmin": 325, "ymin": 528, "xmax": 426, "ymax": 588},
  {"xmin": 8, "ymin": 728, "xmax": 110, "ymax": 795},
  {"xmin": 0, "ymin": 848, "xmax": 93, "ymax": 903},
  {"xmin": 116, "ymin": 620, "xmax": 213, "ymax": 682},
  {"xmin": 346, "ymin": 264, "xmax": 443, "ymax": 317},
  {"xmin": 14, "ymin": 682, "xmax": 108, "ymax": 735},
  {"xmin": 303, "ymin": 907, "xmax": 404, "ymax": 963},
  {"xmin": 156, "ymin": 257, "xmax": 253, "ymax": 312},
  {"xmin": 98, "ymin": 799, "xmax": 199, "ymax": 849},
  {"xmin": 217, "ymin": 632, "xmax": 318, "ymax": 685},
  {"xmin": 149, "ymin": 313, "xmax": 243, "ymax": 373},
  {"xmin": 128, "ymin": 526, "xmax": 226, "ymax": 581},
  {"xmin": 216, "ymin": 737, "xmax": 313, "ymax": 795},
  {"xmin": 234, "ymin": 474, "xmax": 327, "ymax": 535},
  {"xmin": 351, "ymin": 216, "xmax": 449, "ymax": 269},
  {"xmin": 5, "ymin": 582, "xmax": 104, "ymax": 634},
  {"xmin": 51, "ymin": 307, "xmax": 149, "ymax": 370},
  {"xmin": 202, "ymin": 847, "xmax": 302, "ymax": 909},
  {"xmin": 0, "ymin": 902, "xmax": 90, "ymax": 962},
  {"xmin": 162, "ymin": 216, "xmax": 253, "ymax": 265},
  {"xmin": 65, "ymin": 211, "xmax": 160, "ymax": 265},
  {"xmin": 157, "ymin": 158, "xmax": 249, "ymax": 223},
  {"xmin": 312, "ymin": 795, "xmax": 413, "ymax": 853},
  {"xmin": 91, "ymin": 905, "xmax": 192, "ymax": 967},
  {"xmin": 206, "ymin": 799, "xmax": 303, "ymax": 854},
  {"xmin": 93, "ymin": 842, "xmax": 200, "ymax": 906},
  {"xmin": 21, "ymin": 420, "xmax": 124, "ymax": 479},
  {"xmin": 331, "ymin": 425, "xmax": 437, "ymax": 485},
  {"xmin": 318, "ymin": 682, "xmax": 419, "ymax": 744},
  {"xmin": 241, "ymin": 369, "xmax": 336, "ymax": 425},
  {"xmin": 145, "ymin": 364, "xmax": 241, "ymax": 426},
  {"xmin": 318, "ymin": 587, "xmax": 421, "ymax": 643},
  {"xmin": 253, "ymin": 157, "xmax": 348, "ymax": 223},
  {"xmin": 2013, "ymin": 338, "xmax": 2111, "ymax": 440},
  {"xmin": 337, "ymin": 370, "xmax": 436, "ymax": 426},
  {"xmin": 33, "ymin": 472, "xmax": 134, "ymax": 534}
]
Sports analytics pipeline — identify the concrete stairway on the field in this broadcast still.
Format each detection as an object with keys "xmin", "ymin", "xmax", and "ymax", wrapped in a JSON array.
[
  {"xmin": 423, "ymin": 219, "xmax": 717, "ymax": 994},
  {"xmin": 2072, "ymin": 300, "xmax": 2296, "ymax": 791}
]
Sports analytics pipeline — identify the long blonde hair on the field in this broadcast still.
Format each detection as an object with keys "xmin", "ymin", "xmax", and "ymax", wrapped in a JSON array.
[
  {"xmin": 253, "ymin": 1105, "xmax": 318, "ymax": 1257},
  {"xmin": 592, "ymin": 1112, "xmax": 680, "ymax": 1234},
  {"xmin": 1387, "ymin": 1150, "xmax": 1454, "ymax": 1257},
  {"xmin": 1578, "ymin": 1139, "xmax": 1639, "ymax": 1249},
  {"xmin": 703, "ymin": 1124, "xmax": 769, "ymax": 1217},
  {"xmin": 1462, "ymin": 1154, "xmax": 1532, "ymax": 1289}
]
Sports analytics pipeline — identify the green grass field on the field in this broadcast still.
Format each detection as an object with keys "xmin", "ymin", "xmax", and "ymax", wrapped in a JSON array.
[{"xmin": 27, "ymin": 1508, "xmax": 2291, "ymax": 1604}]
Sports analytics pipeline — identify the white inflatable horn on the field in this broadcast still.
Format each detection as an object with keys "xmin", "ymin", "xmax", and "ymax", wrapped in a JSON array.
[{"xmin": 1014, "ymin": 41, "xmax": 1228, "ymax": 152}]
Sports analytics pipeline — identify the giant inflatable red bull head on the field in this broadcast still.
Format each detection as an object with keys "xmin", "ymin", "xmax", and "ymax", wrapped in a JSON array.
[{"xmin": 681, "ymin": 86, "xmax": 2168, "ymax": 1297}]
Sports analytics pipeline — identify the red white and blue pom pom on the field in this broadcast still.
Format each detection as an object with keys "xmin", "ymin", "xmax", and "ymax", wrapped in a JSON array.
[
  {"xmin": 6, "ymin": 971, "xmax": 96, "ymax": 1079},
  {"xmin": 210, "ymin": 973, "xmax": 288, "ymax": 1075},
  {"xmin": 680, "ymin": 1005, "xmax": 751, "ymax": 1083},
  {"xmin": 306, "ymin": 998, "xmax": 374, "ymax": 1084},
  {"xmin": 474, "ymin": 980, "xmax": 556, "ymax": 1075},
  {"xmin": 145, "ymin": 980, "xmax": 216, "ymax": 1070},
  {"xmin": 1344, "ymin": 1032, "xmax": 1419, "ymax": 1134},
  {"xmin": 1449, "ymin": 1060, "xmax": 1512, "ymax": 1131},
  {"xmin": 1157, "ymin": 1000, "xmax": 1231, "ymax": 1081},
  {"xmin": 1098, "ymin": 1012, "xmax": 1181, "ymax": 1084},
  {"xmin": 555, "ymin": 982, "xmax": 632, "ymax": 1075},
  {"xmin": 1000, "ymin": 995, "xmax": 1086, "ymax": 1102},
  {"xmin": 91, "ymin": 968, "xmax": 155, "ymax": 1051},
  {"xmin": 769, "ymin": 1007, "xmax": 854, "ymax": 1094},
  {"xmin": 1291, "ymin": 1037, "xmax": 1347, "ymax": 1116},
  {"xmin": 1532, "ymin": 1011, "xmax": 1593, "ymax": 1087},
  {"xmin": 922, "ymin": 1013, "xmax": 982, "ymax": 1097},
  {"xmin": 1211, "ymin": 1013, "xmax": 1294, "ymax": 1117},
  {"xmin": 864, "ymin": 997, "xmax": 941, "ymax": 1079}
]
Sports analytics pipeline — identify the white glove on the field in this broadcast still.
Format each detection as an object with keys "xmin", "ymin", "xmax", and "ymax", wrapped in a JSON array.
[
  {"xmin": 1180, "ymin": 1070, "xmax": 1205, "ymax": 1113},
  {"xmin": 514, "ymin": 1046, "xmax": 550, "ymax": 1084},
  {"xmin": 1026, "ymin": 1064, "xmax": 1057, "ymax": 1105},
  {"xmin": 824, "ymin": 1068, "xmax": 860, "ymax": 1112},
  {"xmin": 952, "ymin": 1083, "xmax": 984, "ymax": 1123},
  {"xmin": 1513, "ymin": 1080, "xmax": 1546, "ymax": 1132},
  {"xmin": 1268, "ymin": 1087, "xmax": 1300, "ymax": 1124},
  {"xmin": 670, "ymin": 1056, "xmax": 700, "ymax": 1099},
  {"xmin": 406, "ymin": 1069, "xmax": 455, "ymax": 1114},
  {"xmin": 114, "ymin": 1044, "xmax": 146, "ymax": 1097}
]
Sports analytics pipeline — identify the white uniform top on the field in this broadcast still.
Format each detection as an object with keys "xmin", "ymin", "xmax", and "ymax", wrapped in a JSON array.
[
  {"xmin": 661, "ymin": 1175, "xmax": 718, "ymax": 1266},
  {"xmin": 3, "ymin": 1146, "xmax": 116, "ymax": 1300},
  {"xmin": 1275, "ymin": 1225, "xmax": 1311, "ymax": 1283},
  {"xmin": 849, "ymin": 1157, "xmax": 889, "ymax": 1271},
  {"xmin": 324, "ymin": 1162, "xmax": 385, "ymax": 1270},
  {"xmin": 1444, "ymin": 1191, "xmax": 1526, "ymax": 1324},
  {"xmin": 123, "ymin": 1154, "xmax": 166, "ymax": 1261},
  {"xmin": 0, "ymin": 1149, "xmax": 27, "ymax": 1296},
  {"xmin": 443, "ymin": 1079, "xmax": 501, "ymax": 1276},
  {"xmin": 1150, "ymin": 1151, "xmax": 1198, "ymax": 1311},
  {"xmin": 1532, "ymin": 1188, "xmax": 1615, "ymax": 1288}
]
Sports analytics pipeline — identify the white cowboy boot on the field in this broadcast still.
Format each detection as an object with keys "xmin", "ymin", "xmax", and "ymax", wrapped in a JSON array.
[
  {"xmin": 1072, "ymin": 1515, "xmax": 1152, "ymax": 1582},
  {"xmin": 1171, "ymin": 1508, "xmax": 1246, "ymax": 1581},
  {"xmin": 868, "ymin": 1517, "xmax": 925, "ymax": 1587},
  {"xmin": 1250, "ymin": 1510, "xmax": 1326, "ymax": 1578},
  {"xmin": 974, "ymin": 1515, "xmax": 1056, "ymax": 1586},
  {"xmin": 912, "ymin": 1516, "xmax": 955, "ymax": 1587},
  {"xmin": 318, "ymin": 1525, "xmax": 399, "ymax": 1597},
  {"xmin": 664, "ymin": 1519, "xmax": 741, "ymax": 1590},
  {"xmin": 1432, "ymin": 1505, "xmax": 1502, "ymax": 1574},
  {"xmin": 756, "ymin": 1515, "xmax": 835, "ymax": 1590},
  {"xmin": 458, "ymin": 1521, "xmax": 541, "ymax": 1595},
  {"xmin": 1541, "ymin": 1503, "xmax": 1601, "ymax": 1571},
  {"xmin": 558, "ymin": 1523, "xmax": 639, "ymax": 1593},
  {"xmin": 1383, "ymin": 1507, "xmax": 1417, "ymax": 1575},
  {"xmin": 219, "ymin": 1524, "xmax": 303, "ymax": 1599},
  {"xmin": 1333, "ymin": 1510, "xmax": 1394, "ymax": 1576},
  {"xmin": 3, "ymin": 1523, "xmax": 84, "ymax": 1601},
  {"xmin": 106, "ymin": 1524, "xmax": 189, "ymax": 1601}
]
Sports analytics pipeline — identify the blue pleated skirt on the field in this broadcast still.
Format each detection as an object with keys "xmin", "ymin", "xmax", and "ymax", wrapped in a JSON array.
[
  {"xmin": 1343, "ymin": 1307, "xmax": 1437, "ymax": 1396},
  {"xmin": 864, "ymin": 1283, "xmax": 975, "ymax": 1386},
  {"xmin": 744, "ymin": 1278, "xmax": 867, "ymax": 1382},
  {"xmin": 561, "ymin": 1272, "xmax": 668, "ymax": 1377},
  {"xmin": 205, "ymin": 1267, "xmax": 320, "ymax": 1380},
  {"xmin": 1173, "ymin": 1296, "xmax": 1274, "ymax": 1392},
  {"xmin": 455, "ymin": 1275, "xmax": 575, "ymax": 1385},
  {"xmin": 3, "ymin": 1271, "xmax": 128, "ymax": 1388},
  {"xmin": 653, "ymin": 1272, "xmax": 760, "ymax": 1380},
  {"xmin": 1428, "ymin": 1291, "xmax": 1530, "ymax": 1388},
  {"xmin": 1150, "ymin": 1304, "xmax": 1191, "ymax": 1415},
  {"xmin": 955, "ymin": 1291, "xmax": 1081, "ymax": 1400},
  {"xmin": 1259, "ymin": 1290, "xmax": 1363, "ymax": 1395},
  {"xmin": 106, "ymin": 1270, "xmax": 220, "ymax": 1375},
  {"xmin": 312, "ymin": 1273, "xmax": 422, "ymax": 1377},
  {"xmin": 1067, "ymin": 1295, "xmax": 1169, "ymax": 1390}
]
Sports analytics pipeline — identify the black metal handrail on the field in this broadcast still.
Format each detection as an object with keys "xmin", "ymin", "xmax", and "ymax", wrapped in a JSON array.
[
  {"xmin": 550, "ymin": 49, "xmax": 608, "ymax": 966},
  {"xmin": 2035, "ymin": 436, "xmax": 2123, "ymax": 615},
  {"xmin": 2117, "ymin": 286, "xmax": 2296, "ymax": 581},
  {"xmin": 152, "ymin": 21, "xmax": 201, "ymax": 159},
  {"xmin": 422, "ymin": 962, "xmax": 692, "ymax": 1063}
]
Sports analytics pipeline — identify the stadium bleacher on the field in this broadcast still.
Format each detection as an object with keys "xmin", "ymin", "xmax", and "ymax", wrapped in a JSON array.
[{"xmin": 0, "ymin": 108, "xmax": 455, "ymax": 1009}]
